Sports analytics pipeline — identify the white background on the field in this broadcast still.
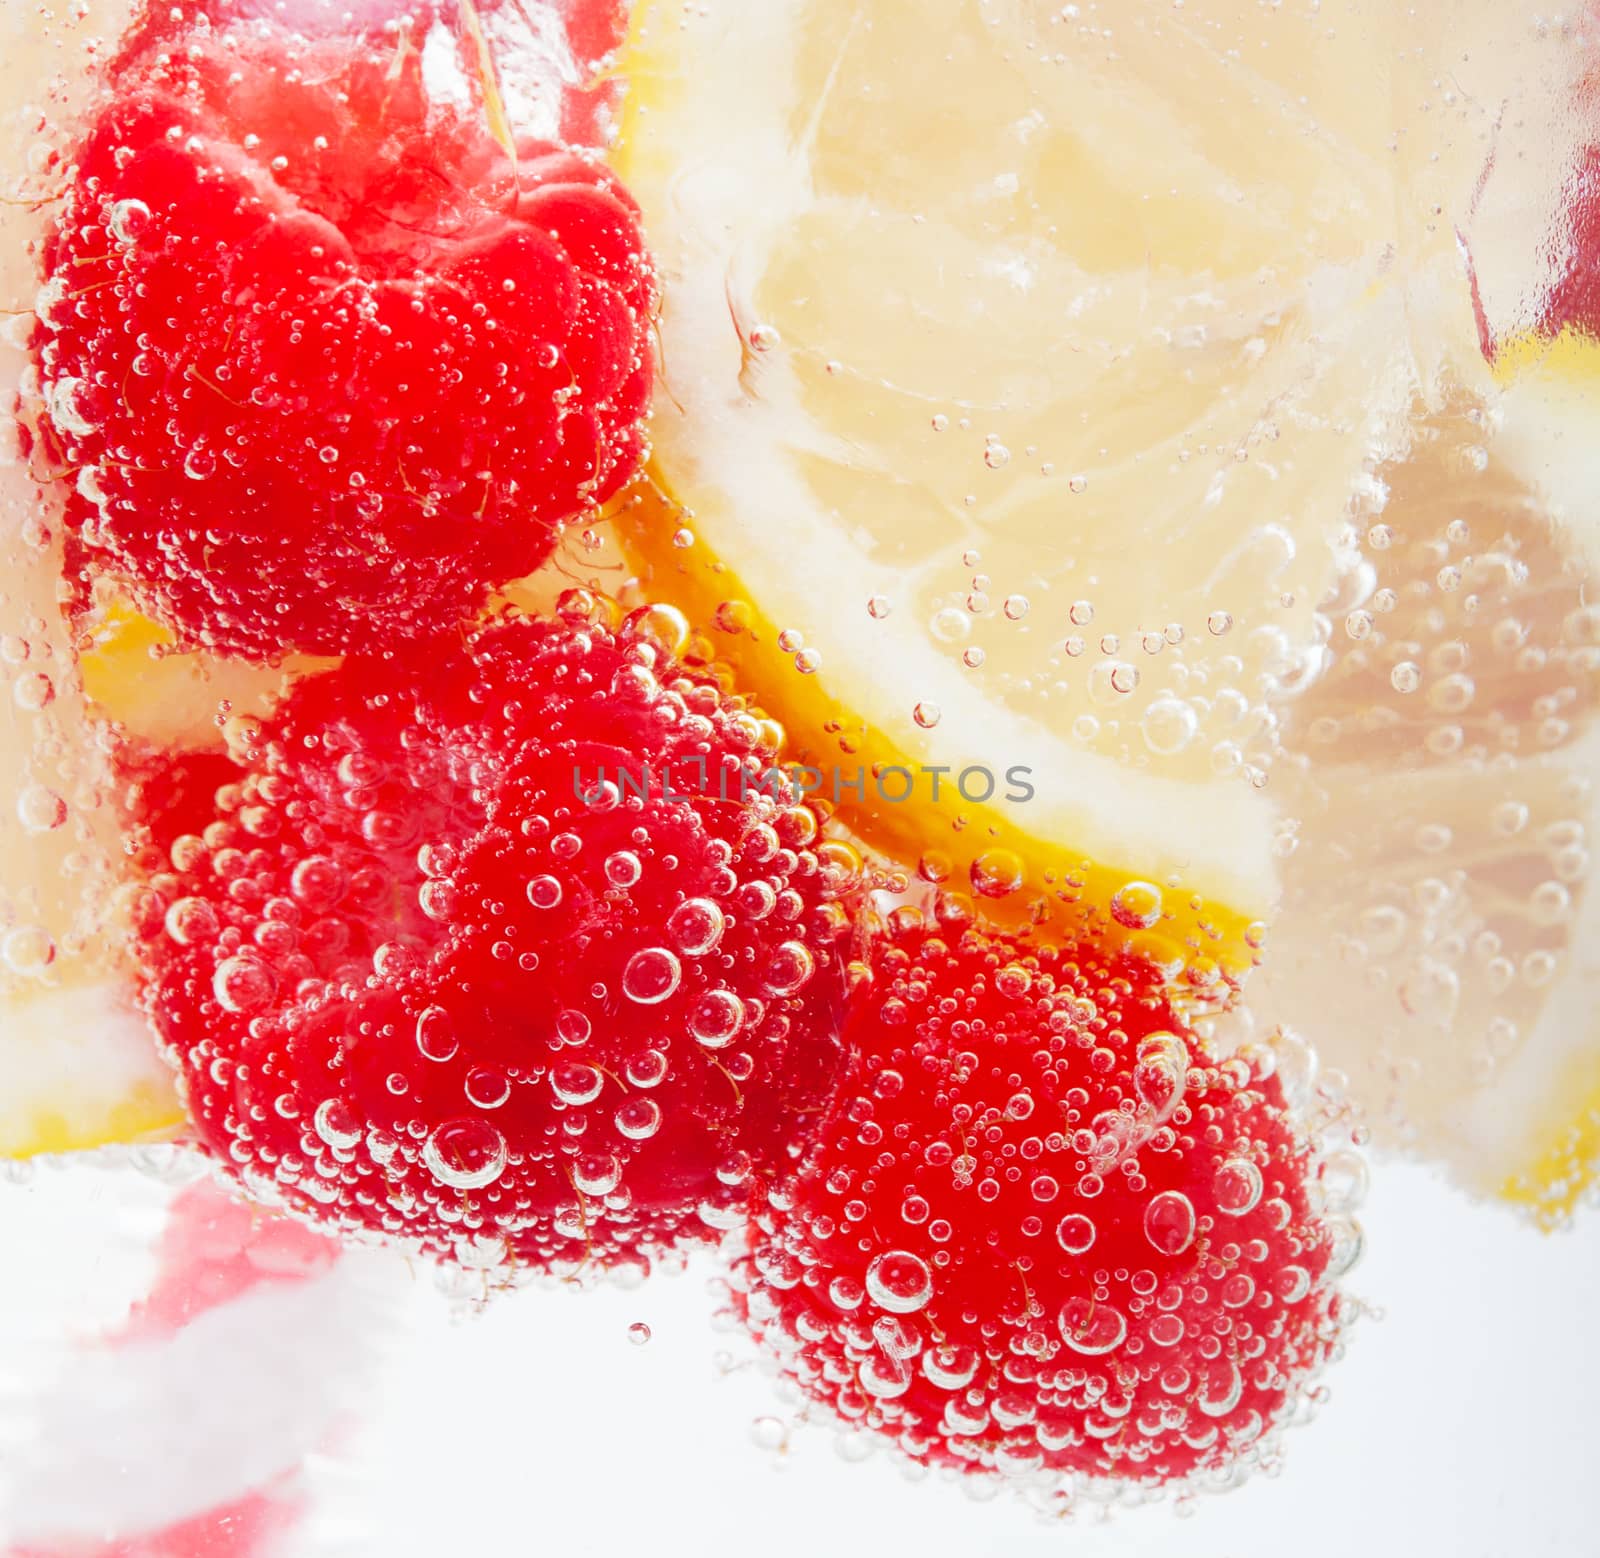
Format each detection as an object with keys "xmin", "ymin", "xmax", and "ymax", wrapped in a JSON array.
[{"xmin": 1, "ymin": 1155, "xmax": 1594, "ymax": 1556}]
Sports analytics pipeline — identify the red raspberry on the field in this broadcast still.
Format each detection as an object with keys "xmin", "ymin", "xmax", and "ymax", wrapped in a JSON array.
[
  {"xmin": 120, "ymin": 744, "xmax": 246, "ymax": 865},
  {"xmin": 118, "ymin": 1180, "xmax": 338, "ymax": 1342},
  {"xmin": 133, "ymin": 605, "xmax": 860, "ymax": 1273},
  {"xmin": 1537, "ymin": 144, "xmax": 1600, "ymax": 341},
  {"xmin": 33, "ymin": 3, "xmax": 655, "ymax": 657},
  {"xmin": 736, "ymin": 917, "xmax": 1358, "ymax": 1496}
]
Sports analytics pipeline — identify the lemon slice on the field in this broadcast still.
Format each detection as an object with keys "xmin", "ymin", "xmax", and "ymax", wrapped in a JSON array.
[
  {"xmin": 1483, "ymin": 330, "xmax": 1600, "ymax": 582},
  {"xmin": 1252, "ymin": 49, "xmax": 1600, "ymax": 1218},
  {"xmin": 1252, "ymin": 396, "xmax": 1600, "ymax": 1222},
  {"xmin": 0, "ymin": 556, "xmax": 188, "ymax": 1159},
  {"xmin": 0, "ymin": 480, "xmax": 187, "ymax": 1157},
  {"xmin": 77, "ymin": 601, "xmax": 324, "ymax": 751},
  {"xmin": 0, "ymin": 557, "xmax": 190, "ymax": 1153},
  {"xmin": 0, "ymin": 0, "xmax": 185, "ymax": 1156},
  {"xmin": 609, "ymin": 0, "xmax": 1502, "ymax": 977},
  {"xmin": 609, "ymin": 0, "xmax": 1600, "ymax": 1215}
]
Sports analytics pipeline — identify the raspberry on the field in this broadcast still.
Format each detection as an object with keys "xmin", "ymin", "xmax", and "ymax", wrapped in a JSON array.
[
  {"xmin": 120, "ymin": 744, "xmax": 246, "ymax": 865},
  {"xmin": 736, "ymin": 917, "xmax": 1357, "ymax": 1496},
  {"xmin": 34, "ymin": 3, "xmax": 655, "ymax": 657},
  {"xmin": 133, "ymin": 605, "xmax": 860, "ymax": 1272},
  {"xmin": 118, "ymin": 1181, "xmax": 337, "ymax": 1342},
  {"xmin": 1538, "ymin": 143, "xmax": 1600, "ymax": 342}
]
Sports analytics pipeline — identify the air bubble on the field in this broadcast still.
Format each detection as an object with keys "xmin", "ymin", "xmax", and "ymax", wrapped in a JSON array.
[
  {"xmin": 552, "ymin": 1062, "xmax": 604, "ymax": 1106},
  {"xmin": 313, "ymin": 1098, "xmax": 362, "ymax": 1152},
  {"xmin": 829, "ymin": 1275, "xmax": 865, "ymax": 1310},
  {"xmin": 164, "ymin": 897, "xmax": 220, "ymax": 947},
  {"xmin": 690, "ymin": 989, "xmax": 746, "ymax": 1048},
  {"xmin": 970, "ymin": 849, "xmax": 1024, "ymax": 899},
  {"xmin": 622, "ymin": 947, "xmax": 683, "ymax": 1005},
  {"xmin": 574, "ymin": 1153, "xmax": 623, "ymax": 1196},
  {"xmin": 764, "ymin": 941, "xmax": 816, "ymax": 996},
  {"xmin": 465, "ymin": 1068, "xmax": 510, "ymax": 1109},
  {"xmin": 1492, "ymin": 802, "xmax": 1529, "ymax": 837},
  {"xmin": 923, "ymin": 1344, "xmax": 979, "ymax": 1389},
  {"xmin": 1214, "ymin": 1157, "xmax": 1264, "ymax": 1216},
  {"xmin": 605, "ymin": 851, "xmax": 643, "ymax": 888},
  {"xmin": 1133, "ymin": 1033, "xmax": 1188, "ymax": 1118},
  {"xmin": 2, "ymin": 926, "xmax": 55, "ymax": 975},
  {"xmin": 1277, "ymin": 1265, "xmax": 1312, "ymax": 1303},
  {"xmin": 45, "ymin": 376, "xmax": 95, "ymax": 437},
  {"xmin": 291, "ymin": 856, "xmax": 345, "ymax": 910},
  {"xmin": 859, "ymin": 1350, "xmax": 912, "ymax": 1399},
  {"xmin": 527, "ymin": 875, "xmax": 564, "ymax": 909},
  {"xmin": 1321, "ymin": 1149, "xmax": 1369, "ymax": 1214},
  {"xmin": 865, "ymin": 1250, "xmax": 933, "ymax": 1313},
  {"xmin": 1110, "ymin": 881, "xmax": 1163, "ymax": 930},
  {"xmin": 422, "ymin": 1119, "xmax": 506, "ymax": 1190},
  {"xmin": 1058, "ymin": 1296, "xmax": 1127, "ymax": 1355},
  {"xmin": 1141, "ymin": 698, "xmax": 1197, "ymax": 756},
  {"xmin": 16, "ymin": 785, "xmax": 67, "ymax": 833},
  {"xmin": 1143, "ymin": 1190, "xmax": 1196, "ymax": 1255},
  {"xmin": 667, "ymin": 897, "xmax": 725, "ymax": 955},
  {"xmin": 1056, "ymin": 1214, "xmax": 1096, "ymax": 1255},
  {"xmin": 415, "ymin": 1006, "xmax": 459, "ymax": 1063},
  {"xmin": 615, "ymin": 1099, "xmax": 662, "ymax": 1140},
  {"xmin": 1090, "ymin": 661, "xmax": 1139, "ymax": 702},
  {"xmin": 1149, "ymin": 1313, "xmax": 1186, "ymax": 1347},
  {"xmin": 556, "ymin": 1010, "xmax": 592, "ymax": 1046},
  {"xmin": 12, "ymin": 673, "xmax": 54, "ymax": 712},
  {"xmin": 622, "ymin": 602, "xmax": 692, "ymax": 658},
  {"xmin": 1197, "ymin": 1357, "xmax": 1243, "ymax": 1418},
  {"xmin": 212, "ymin": 954, "xmax": 274, "ymax": 1013}
]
